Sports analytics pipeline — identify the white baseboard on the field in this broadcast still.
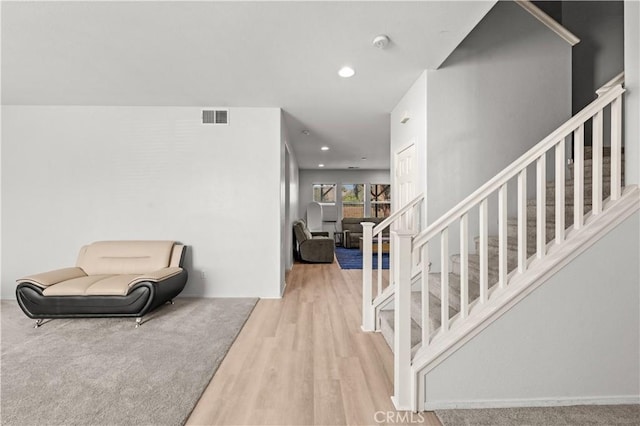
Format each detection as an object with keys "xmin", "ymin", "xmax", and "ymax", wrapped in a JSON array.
[{"xmin": 425, "ymin": 395, "xmax": 640, "ymax": 410}]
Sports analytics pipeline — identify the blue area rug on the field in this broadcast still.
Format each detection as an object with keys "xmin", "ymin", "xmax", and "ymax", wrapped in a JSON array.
[{"xmin": 335, "ymin": 246, "xmax": 390, "ymax": 270}]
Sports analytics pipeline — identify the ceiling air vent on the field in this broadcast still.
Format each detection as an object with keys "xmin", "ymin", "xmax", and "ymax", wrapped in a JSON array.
[{"xmin": 202, "ymin": 109, "xmax": 229, "ymax": 125}]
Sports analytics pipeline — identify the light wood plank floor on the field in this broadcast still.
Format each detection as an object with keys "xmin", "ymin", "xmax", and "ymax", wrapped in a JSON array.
[{"xmin": 187, "ymin": 261, "xmax": 441, "ymax": 426}]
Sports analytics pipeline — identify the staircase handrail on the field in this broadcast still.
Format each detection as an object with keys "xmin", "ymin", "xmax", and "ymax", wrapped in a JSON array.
[
  {"xmin": 596, "ymin": 71, "xmax": 624, "ymax": 97},
  {"xmin": 515, "ymin": 0, "xmax": 580, "ymax": 46},
  {"xmin": 413, "ymin": 84, "xmax": 625, "ymax": 249},
  {"xmin": 373, "ymin": 193, "xmax": 425, "ymax": 236}
]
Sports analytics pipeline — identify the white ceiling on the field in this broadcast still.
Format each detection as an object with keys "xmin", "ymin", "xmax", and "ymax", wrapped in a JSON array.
[{"xmin": 1, "ymin": 1, "xmax": 495, "ymax": 169}]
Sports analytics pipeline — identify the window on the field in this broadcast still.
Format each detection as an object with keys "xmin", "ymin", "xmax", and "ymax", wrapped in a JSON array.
[
  {"xmin": 342, "ymin": 184, "xmax": 364, "ymax": 218},
  {"xmin": 371, "ymin": 184, "xmax": 391, "ymax": 218},
  {"xmin": 313, "ymin": 184, "xmax": 336, "ymax": 203}
]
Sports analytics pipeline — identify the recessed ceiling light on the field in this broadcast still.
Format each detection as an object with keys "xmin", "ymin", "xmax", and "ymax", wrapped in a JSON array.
[
  {"xmin": 302, "ymin": 130, "xmax": 310, "ymax": 135},
  {"xmin": 318, "ymin": 164, "xmax": 325, "ymax": 168},
  {"xmin": 338, "ymin": 66, "xmax": 355, "ymax": 78},
  {"xmin": 321, "ymin": 146, "xmax": 330, "ymax": 151}
]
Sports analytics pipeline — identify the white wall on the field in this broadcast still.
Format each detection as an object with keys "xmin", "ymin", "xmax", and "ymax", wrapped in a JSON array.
[
  {"xmin": 1, "ymin": 106, "xmax": 284, "ymax": 299},
  {"xmin": 280, "ymin": 113, "xmax": 299, "ymax": 294},
  {"xmin": 298, "ymin": 169, "xmax": 390, "ymax": 234},
  {"xmin": 288, "ymin": 150, "xmax": 299, "ymax": 267},
  {"xmin": 423, "ymin": 211, "xmax": 640, "ymax": 408},
  {"xmin": 390, "ymin": 71, "xmax": 428, "ymax": 218},
  {"xmin": 625, "ymin": 1, "xmax": 640, "ymax": 186}
]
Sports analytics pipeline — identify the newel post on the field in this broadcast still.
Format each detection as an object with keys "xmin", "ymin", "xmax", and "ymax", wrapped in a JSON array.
[
  {"xmin": 361, "ymin": 222, "xmax": 375, "ymax": 332},
  {"xmin": 392, "ymin": 229, "xmax": 414, "ymax": 411}
]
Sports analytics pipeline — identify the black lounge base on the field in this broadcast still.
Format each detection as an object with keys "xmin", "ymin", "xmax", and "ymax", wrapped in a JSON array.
[{"xmin": 16, "ymin": 270, "xmax": 188, "ymax": 319}]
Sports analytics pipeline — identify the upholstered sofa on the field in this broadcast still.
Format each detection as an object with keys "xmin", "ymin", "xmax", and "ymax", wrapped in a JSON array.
[
  {"xmin": 16, "ymin": 241, "xmax": 188, "ymax": 327},
  {"xmin": 292, "ymin": 220, "xmax": 334, "ymax": 263},
  {"xmin": 342, "ymin": 217, "xmax": 388, "ymax": 249}
]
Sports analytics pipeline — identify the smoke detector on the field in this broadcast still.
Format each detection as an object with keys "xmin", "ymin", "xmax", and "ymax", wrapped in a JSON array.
[{"xmin": 372, "ymin": 35, "xmax": 390, "ymax": 49}]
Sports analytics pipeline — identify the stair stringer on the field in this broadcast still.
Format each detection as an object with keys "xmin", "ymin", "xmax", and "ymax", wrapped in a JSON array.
[{"xmin": 410, "ymin": 185, "xmax": 640, "ymax": 412}]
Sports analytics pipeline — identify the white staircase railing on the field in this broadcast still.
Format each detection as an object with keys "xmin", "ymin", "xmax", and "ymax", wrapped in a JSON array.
[
  {"xmin": 361, "ymin": 193, "xmax": 424, "ymax": 331},
  {"xmin": 391, "ymin": 82, "xmax": 626, "ymax": 410}
]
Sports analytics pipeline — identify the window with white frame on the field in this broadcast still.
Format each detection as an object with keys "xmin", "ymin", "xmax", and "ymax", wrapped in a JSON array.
[
  {"xmin": 342, "ymin": 184, "xmax": 365, "ymax": 218},
  {"xmin": 312, "ymin": 184, "xmax": 336, "ymax": 204},
  {"xmin": 370, "ymin": 184, "xmax": 391, "ymax": 218}
]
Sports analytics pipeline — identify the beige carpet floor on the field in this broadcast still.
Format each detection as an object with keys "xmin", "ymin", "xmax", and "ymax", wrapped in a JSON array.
[
  {"xmin": 436, "ymin": 404, "xmax": 640, "ymax": 425},
  {"xmin": 1, "ymin": 297, "xmax": 257, "ymax": 426}
]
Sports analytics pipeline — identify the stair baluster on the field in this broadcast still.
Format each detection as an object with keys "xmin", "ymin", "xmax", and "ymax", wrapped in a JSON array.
[
  {"xmin": 574, "ymin": 125, "xmax": 585, "ymax": 229},
  {"xmin": 459, "ymin": 214, "xmax": 469, "ymax": 318},
  {"xmin": 518, "ymin": 170, "xmax": 528, "ymax": 272},
  {"xmin": 440, "ymin": 229, "xmax": 449, "ymax": 333},
  {"xmin": 498, "ymin": 184, "xmax": 508, "ymax": 288},
  {"xmin": 536, "ymin": 155, "xmax": 547, "ymax": 258},
  {"xmin": 361, "ymin": 222, "xmax": 375, "ymax": 332},
  {"xmin": 592, "ymin": 110, "xmax": 604, "ymax": 213},
  {"xmin": 555, "ymin": 139, "xmax": 566, "ymax": 243},
  {"xmin": 611, "ymin": 96, "xmax": 622, "ymax": 200},
  {"xmin": 420, "ymin": 244, "xmax": 430, "ymax": 345},
  {"xmin": 479, "ymin": 199, "xmax": 488, "ymax": 303},
  {"xmin": 393, "ymin": 230, "xmax": 414, "ymax": 410}
]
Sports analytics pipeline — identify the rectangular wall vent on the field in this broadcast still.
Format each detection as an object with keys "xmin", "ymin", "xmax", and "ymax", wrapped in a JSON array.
[{"xmin": 202, "ymin": 109, "xmax": 229, "ymax": 125}]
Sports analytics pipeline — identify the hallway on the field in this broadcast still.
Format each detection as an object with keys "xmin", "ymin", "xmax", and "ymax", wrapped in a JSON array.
[{"xmin": 187, "ymin": 261, "xmax": 440, "ymax": 425}]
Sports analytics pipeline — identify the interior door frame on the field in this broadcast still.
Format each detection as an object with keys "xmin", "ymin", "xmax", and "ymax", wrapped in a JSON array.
[{"xmin": 393, "ymin": 139, "xmax": 417, "ymax": 224}]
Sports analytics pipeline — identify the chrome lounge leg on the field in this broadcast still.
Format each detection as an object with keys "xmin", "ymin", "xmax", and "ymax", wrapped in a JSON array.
[
  {"xmin": 135, "ymin": 317, "xmax": 143, "ymax": 328},
  {"xmin": 34, "ymin": 319, "xmax": 44, "ymax": 328}
]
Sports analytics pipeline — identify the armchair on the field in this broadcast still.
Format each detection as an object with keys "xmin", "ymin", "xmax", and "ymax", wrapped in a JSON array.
[
  {"xmin": 292, "ymin": 220, "xmax": 334, "ymax": 263},
  {"xmin": 342, "ymin": 217, "xmax": 388, "ymax": 249}
]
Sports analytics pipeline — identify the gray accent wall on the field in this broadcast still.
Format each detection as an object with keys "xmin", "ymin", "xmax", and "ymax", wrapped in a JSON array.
[
  {"xmin": 426, "ymin": 0, "xmax": 571, "ymax": 223},
  {"xmin": 561, "ymin": 1, "xmax": 625, "ymax": 114},
  {"xmin": 423, "ymin": 211, "xmax": 640, "ymax": 408},
  {"xmin": 625, "ymin": 1, "xmax": 640, "ymax": 186},
  {"xmin": 424, "ymin": 1, "xmax": 571, "ymax": 269}
]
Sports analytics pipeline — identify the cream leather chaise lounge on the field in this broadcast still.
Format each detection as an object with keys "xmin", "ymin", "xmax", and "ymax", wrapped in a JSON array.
[{"xmin": 16, "ymin": 241, "xmax": 188, "ymax": 327}]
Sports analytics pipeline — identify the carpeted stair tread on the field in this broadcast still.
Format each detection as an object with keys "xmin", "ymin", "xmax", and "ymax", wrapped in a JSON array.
[
  {"xmin": 545, "ymin": 182, "xmax": 613, "ymax": 201},
  {"xmin": 379, "ymin": 309, "xmax": 423, "ymax": 350},
  {"xmin": 378, "ymin": 150, "xmax": 626, "ymax": 354},
  {"xmin": 569, "ymin": 158, "xmax": 624, "ymax": 174},
  {"xmin": 546, "ymin": 174, "xmax": 611, "ymax": 190},
  {"xmin": 380, "ymin": 290, "xmax": 461, "ymax": 351},
  {"xmin": 417, "ymin": 274, "xmax": 466, "ymax": 316},
  {"xmin": 450, "ymin": 253, "xmax": 517, "ymax": 288},
  {"xmin": 507, "ymin": 219, "xmax": 557, "ymax": 245},
  {"xmin": 529, "ymin": 185, "xmax": 612, "ymax": 206},
  {"xmin": 480, "ymin": 235, "xmax": 537, "ymax": 257},
  {"xmin": 527, "ymin": 204, "xmax": 577, "ymax": 220}
]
